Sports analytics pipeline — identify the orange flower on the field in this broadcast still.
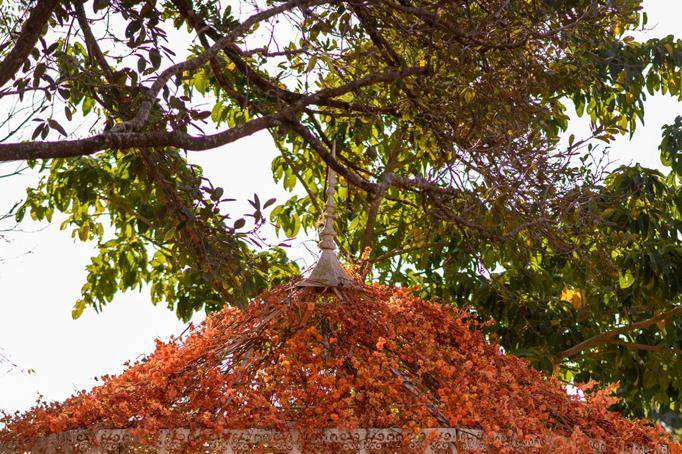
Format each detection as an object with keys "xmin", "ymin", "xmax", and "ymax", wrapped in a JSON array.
[{"xmin": 0, "ymin": 283, "xmax": 677, "ymax": 453}]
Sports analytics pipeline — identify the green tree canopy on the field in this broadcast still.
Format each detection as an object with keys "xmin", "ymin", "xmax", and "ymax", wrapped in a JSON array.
[{"xmin": 0, "ymin": 0, "xmax": 680, "ymax": 421}]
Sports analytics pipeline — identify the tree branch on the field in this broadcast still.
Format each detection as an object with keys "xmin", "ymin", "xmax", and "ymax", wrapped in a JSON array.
[
  {"xmin": 556, "ymin": 306, "xmax": 682, "ymax": 360},
  {"xmin": 0, "ymin": 0, "xmax": 58, "ymax": 89},
  {"xmin": 281, "ymin": 119, "xmax": 376, "ymax": 193},
  {"xmin": 607, "ymin": 339, "xmax": 682, "ymax": 356},
  {"xmin": 0, "ymin": 115, "xmax": 281, "ymax": 161},
  {"xmin": 0, "ymin": 68, "xmax": 423, "ymax": 162},
  {"xmin": 74, "ymin": 0, "xmax": 116, "ymax": 84}
]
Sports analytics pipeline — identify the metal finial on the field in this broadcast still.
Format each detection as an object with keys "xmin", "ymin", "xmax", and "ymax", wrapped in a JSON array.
[{"xmin": 298, "ymin": 141, "xmax": 354, "ymax": 288}]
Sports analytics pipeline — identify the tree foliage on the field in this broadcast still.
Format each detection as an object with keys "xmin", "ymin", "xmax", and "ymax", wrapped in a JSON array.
[{"xmin": 0, "ymin": 0, "xmax": 680, "ymax": 420}]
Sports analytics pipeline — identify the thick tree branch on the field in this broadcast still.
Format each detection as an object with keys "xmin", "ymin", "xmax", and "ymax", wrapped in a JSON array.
[
  {"xmin": 0, "ymin": 68, "xmax": 423, "ymax": 162},
  {"xmin": 0, "ymin": 116, "xmax": 280, "ymax": 160},
  {"xmin": 282, "ymin": 119, "xmax": 376, "ymax": 193},
  {"xmin": 0, "ymin": 0, "xmax": 58, "ymax": 89},
  {"xmin": 556, "ymin": 306, "xmax": 682, "ymax": 360},
  {"xmin": 74, "ymin": 0, "xmax": 116, "ymax": 84},
  {"xmin": 608, "ymin": 339, "xmax": 682, "ymax": 356}
]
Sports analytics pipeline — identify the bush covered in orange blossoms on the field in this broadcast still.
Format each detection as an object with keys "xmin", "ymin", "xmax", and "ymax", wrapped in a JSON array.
[{"xmin": 1, "ymin": 283, "xmax": 679, "ymax": 453}]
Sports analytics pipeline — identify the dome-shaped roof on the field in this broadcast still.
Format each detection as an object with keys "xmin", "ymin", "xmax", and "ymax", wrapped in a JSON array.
[{"xmin": 0, "ymin": 283, "xmax": 678, "ymax": 453}]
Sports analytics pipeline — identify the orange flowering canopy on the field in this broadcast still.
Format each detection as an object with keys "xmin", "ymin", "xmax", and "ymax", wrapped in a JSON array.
[{"xmin": 1, "ymin": 283, "xmax": 679, "ymax": 453}]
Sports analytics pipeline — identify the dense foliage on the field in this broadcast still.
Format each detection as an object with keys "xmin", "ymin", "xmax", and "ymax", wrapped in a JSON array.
[
  {"xmin": 0, "ymin": 0, "xmax": 680, "ymax": 423},
  {"xmin": 1, "ymin": 284, "xmax": 678, "ymax": 452}
]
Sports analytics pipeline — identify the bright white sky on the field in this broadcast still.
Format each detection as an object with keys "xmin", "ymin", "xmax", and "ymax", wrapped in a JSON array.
[{"xmin": 0, "ymin": 1, "xmax": 680, "ymax": 415}]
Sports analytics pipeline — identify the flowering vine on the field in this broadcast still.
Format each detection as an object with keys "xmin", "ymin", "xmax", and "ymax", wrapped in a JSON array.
[{"xmin": 1, "ymin": 283, "xmax": 679, "ymax": 453}]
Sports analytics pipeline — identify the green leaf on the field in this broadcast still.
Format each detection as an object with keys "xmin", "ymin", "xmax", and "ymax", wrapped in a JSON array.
[
  {"xmin": 72, "ymin": 299, "xmax": 87, "ymax": 319},
  {"xmin": 619, "ymin": 270, "xmax": 635, "ymax": 289},
  {"xmin": 82, "ymin": 97, "xmax": 95, "ymax": 116}
]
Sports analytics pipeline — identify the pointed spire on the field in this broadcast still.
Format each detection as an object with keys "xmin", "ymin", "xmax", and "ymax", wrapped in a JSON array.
[{"xmin": 298, "ymin": 141, "xmax": 354, "ymax": 288}]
